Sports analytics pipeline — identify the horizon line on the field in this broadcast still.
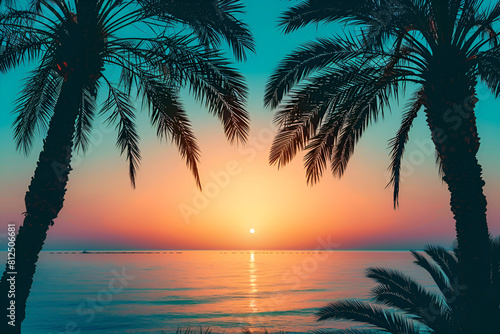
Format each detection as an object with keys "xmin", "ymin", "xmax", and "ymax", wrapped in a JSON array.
[{"xmin": 1, "ymin": 248, "xmax": 433, "ymax": 252}]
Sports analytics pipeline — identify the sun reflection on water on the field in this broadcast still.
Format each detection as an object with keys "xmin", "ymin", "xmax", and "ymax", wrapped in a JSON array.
[{"xmin": 249, "ymin": 251, "xmax": 258, "ymax": 312}]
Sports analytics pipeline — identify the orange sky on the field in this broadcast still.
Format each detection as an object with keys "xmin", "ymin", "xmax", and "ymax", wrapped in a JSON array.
[
  {"xmin": 2, "ymin": 111, "xmax": 499, "ymax": 250},
  {"xmin": 1, "ymin": 0, "xmax": 499, "ymax": 250}
]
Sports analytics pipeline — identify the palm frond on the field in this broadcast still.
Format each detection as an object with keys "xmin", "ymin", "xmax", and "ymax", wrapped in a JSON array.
[
  {"xmin": 144, "ymin": 82, "xmax": 202, "ymax": 189},
  {"xmin": 177, "ymin": 50, "xmax": 250, "ymax": 144},
  {"xmin": 12, "ymin": 60, "xmax": 61, "ymax": 154},
  {"xmin": 387, "ymin": 89, "xmax": 424, "ymax": 208},
  {"xmin": 102, "ymin": 84, "xmax": 141, "ymax": 188},
  {"xmin": 0, "ymin": 25, "xmax": 48, "ymax": 73},
  {"xmin": 271, "ymin": 59, "xmax": 407, "ymax": 184},
  {"xmin": 129, "ymin": 35, "xmax": 250, "ymax": 143},
  {"xmin": 269, "ymin": 113, "xmax": 317, "ymax": 170},
  {"xmin": 175, "ymin": 326, "xmax": 212, "ymax": 334},
  {"xmin": 316, "ymin": 299, "xmax": 421, "ymax": 334},
  {"xmin": 423, "ymin": 245, "xmax": 460, "ymax": 289},
  {"xmin": 74, "ymin": 84, "xmax": 99, "ymax": 154},
  {"xmin": 0, "ymin": 0, "xmax": 15, "ymax": 7},
  {"xmin": 366, "ymin": 267, "xmax": 449, "ymax": 325},
  {"xmin": 138, "ymin": 0, "xmax": 254, "ymax": 61},
  {"xmin": 269, "ymin": 77, "xmax": 336, "ymax": 169},
  {"xmin": 303, "ymin": 112, "xmax": 345, "ymax": 185},
  {"xmin": 119, "ymin": 63, "xmax": 134, "ymax": 96},
  {"xmin": 315, "ymin": 237, "xmax": 500, "ymax": 334},
  {"xmin": 328, "ymin": 67, "xmax": 401, "ymax": 178},
  {"xmin": 110, "ymin": 52, "xmax": 203, "ymax": 188},
  {"xmin": 477, "ymin": 47, "xmax": 500, "ymax": 97},
  {"xmin": 201, "ymin": 0, "xmax": 255, "ymax": 61},
  {"xmin": 461, "ymin": 1, "xmax": 500, "ymax": 53},
  {"xmin": 410, "ymin": 250, "xmax": 452, "ymax": 296},
  {"xmin": 278, "ymin": 0, "xmax": 373, "ymax": 34},
  {"xmin": 264, "ymin": 37, "xmax": 358, "ymax": 109}
]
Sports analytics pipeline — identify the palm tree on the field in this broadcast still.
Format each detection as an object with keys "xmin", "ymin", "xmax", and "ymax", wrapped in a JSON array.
[
  {"xmin": 265, "ymin": 1, "xmax": 499, "ymax": 331},
  {"xmin": 316, "ymin": 238, "xmax": 500, "ymax": 333},
  {"xmin": 0, "ymin": 0, "xmax": 254, "ymax": 332}
]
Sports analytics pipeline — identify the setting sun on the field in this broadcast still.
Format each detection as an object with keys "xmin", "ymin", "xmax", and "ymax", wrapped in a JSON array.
[{"xmin": 250, "ymin": 228, "xmax": 255, "ymax": 234}]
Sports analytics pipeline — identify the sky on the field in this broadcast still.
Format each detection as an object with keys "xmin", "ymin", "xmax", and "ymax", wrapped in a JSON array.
[{"xmin": 1, "ymin": 0, "xmax": 499, "ymax": 250}]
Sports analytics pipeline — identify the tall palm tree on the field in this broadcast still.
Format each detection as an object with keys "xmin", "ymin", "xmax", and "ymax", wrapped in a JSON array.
[
  {"xmin": 316, "ymin": 238, "xmax": 500, "ymax": 333},
  {"xmin": 265, "ymin": 1, "xmax": 499, "ymax": 332},
  {"xmin": 0, "ymin": 0, "xmax": 254, "ymax": 332}
]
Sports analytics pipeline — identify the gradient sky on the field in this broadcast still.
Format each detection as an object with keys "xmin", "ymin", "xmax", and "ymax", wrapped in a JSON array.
[{"xmin": 1, "ymin": 0, "xmax": 499, "ymax": 250}]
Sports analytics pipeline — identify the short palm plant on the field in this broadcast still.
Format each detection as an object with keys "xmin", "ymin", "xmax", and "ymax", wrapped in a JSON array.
[
  {"xmin": 316, "ymin": 238, "xmax": 500, "ymax": 333},
  {"xmin": 265, "ymin": 1, "xmax": 500, "ymax": 331},
  {"xmin": 0, "ymin": 0, "xmax": 253, "ymax": 332}
]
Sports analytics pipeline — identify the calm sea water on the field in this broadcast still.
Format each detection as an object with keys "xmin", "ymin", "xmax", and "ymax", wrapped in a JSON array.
[{"xmin": 6, "ymin": 251, "xmax": 435, "ymax": 333}]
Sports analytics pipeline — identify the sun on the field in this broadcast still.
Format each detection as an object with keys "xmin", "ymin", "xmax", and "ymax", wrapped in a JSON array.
[{"xmin": 249, "ymin": 228, "xmax": 255, "ymax": 234}]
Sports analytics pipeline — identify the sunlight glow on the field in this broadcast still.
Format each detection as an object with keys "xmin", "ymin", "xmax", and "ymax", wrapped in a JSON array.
[{"xmin": 250, "ymin": 228, "xmax": 255, "ymax": 234}]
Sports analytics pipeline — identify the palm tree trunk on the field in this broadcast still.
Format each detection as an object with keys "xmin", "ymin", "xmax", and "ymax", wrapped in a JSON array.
[
  {"xmin": 424, "ymin": 72, "xmax": 494, "ymax": 332},
  {"xmin": 0, "ymin": 77, "xmax": 83, "ymax": 333}
]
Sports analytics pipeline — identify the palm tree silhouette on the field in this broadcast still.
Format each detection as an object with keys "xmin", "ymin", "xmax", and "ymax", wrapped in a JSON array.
[
  {"xmin": 316, "ymin": 238, "xmax": 500, "ymax": 333},
  {"xmin": 0, "ymin": 0, "xmax": 253, "ymax": 332},
  {"xmin": 265, "ymin": 1, "xmax": 499, "ymax": 331}
]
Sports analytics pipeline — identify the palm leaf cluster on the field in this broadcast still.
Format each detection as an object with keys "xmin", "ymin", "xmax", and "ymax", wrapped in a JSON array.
[
  {"xmin": 265, "ymin": 0, "xmax": 500, "ymax": 206},
  {"xmin": 0, "ymin": 0, "xmax": 254, "ymax": 187},
  {"xmin": 316, "ymin": 238, "xmax": 500, "ymax": 333},
  {"xmin": 173, "ymin": 327, "xmax": 213, "ymax": 334}
]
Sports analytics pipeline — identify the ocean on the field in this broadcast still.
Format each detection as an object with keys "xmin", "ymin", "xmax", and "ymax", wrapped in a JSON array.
[{"xmin": 8, "ymin": 251, "xmax": 434, "ymax": 333}]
